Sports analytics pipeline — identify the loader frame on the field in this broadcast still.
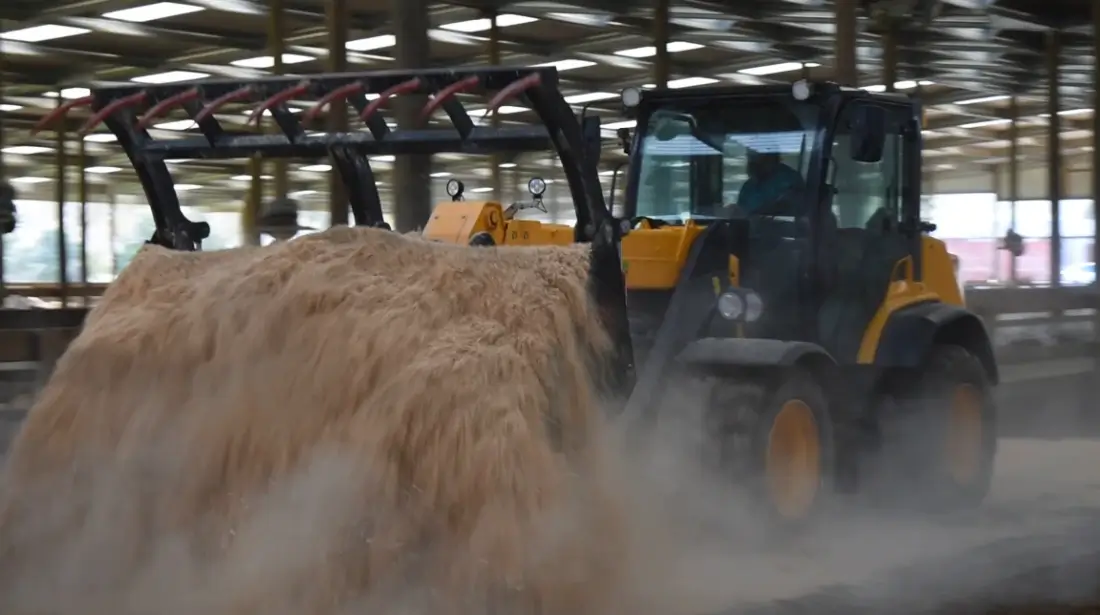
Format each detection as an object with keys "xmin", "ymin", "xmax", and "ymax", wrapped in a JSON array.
[{"xmin": 33, "ymin": 68, "xmax": 608, "ymax": 250}]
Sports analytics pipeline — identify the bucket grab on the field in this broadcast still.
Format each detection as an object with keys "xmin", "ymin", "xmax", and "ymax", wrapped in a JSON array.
[{"xmin": 30, "ymin": 68, "xmax": 610, "ymax": 252}]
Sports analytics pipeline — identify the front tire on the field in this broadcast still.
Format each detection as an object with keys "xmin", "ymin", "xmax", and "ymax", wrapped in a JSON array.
[
  {"xmin": 711, "ymin": 370, "xmax": 835, "ymax": 526},
  {"xmin": 877, "ymin": 344, "xmax": 997, "ymax": 511}
]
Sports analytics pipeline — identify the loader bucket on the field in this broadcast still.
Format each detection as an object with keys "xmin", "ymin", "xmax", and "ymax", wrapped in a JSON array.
[
  {"xmin": 26, "ymin": 65, "xmax": 635, "ymax": 394},
  {"xmin": 0, "ymin": 69, "xmax": 636, "ymax": 615},
  {"xmin": 0, "ymin": 227, "xmax": 631, "ymax": 615}
]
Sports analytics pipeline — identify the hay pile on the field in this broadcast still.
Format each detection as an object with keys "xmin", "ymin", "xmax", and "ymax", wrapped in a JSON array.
[{"xmin": 0, "ymin": 227, "xmax": 625, "ymax": 615}]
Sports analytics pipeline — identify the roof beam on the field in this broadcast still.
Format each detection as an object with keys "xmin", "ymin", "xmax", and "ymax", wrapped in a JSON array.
[{"xmin": 925, "ymin": 126, "xmax": 1093, "ymax": 150}]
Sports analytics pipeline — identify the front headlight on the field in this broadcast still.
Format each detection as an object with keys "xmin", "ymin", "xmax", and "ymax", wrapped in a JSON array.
[
  {"xmin": 717, "ymin": 292, "xmax": 745, "ymax": 320},
  {"xmin": 717, "ymin": 290, "xmax": 764, "ymax": 322},
  {"xmin": 744, "ymin": 291, "xmax": 763, "ymax": 322}
]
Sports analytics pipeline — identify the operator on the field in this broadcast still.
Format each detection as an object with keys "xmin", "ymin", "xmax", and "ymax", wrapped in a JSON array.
[{"xmin": 734, "ymin": 150, "xmax": 805, "ymax": 215}]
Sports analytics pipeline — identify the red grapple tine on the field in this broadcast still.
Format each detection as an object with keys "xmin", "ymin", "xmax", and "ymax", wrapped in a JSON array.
[
  {"xmin": 79, "ymin": 91, "xmax": 148, "ymax": 136},
  {"xmin": 359, "ymin": 77, "xmax": 421, "ymax": 121},
  {"xmin": 486, "ymin": 73, "xmax": 541, "ymax": 115},
  {"xmin": 194, "ymin": 85, "xmax": 255, "ymax": 123},
  {"xmin": 419, "ymin": 76, "xmax": 480, "ymax": 121},
  {"xmin": 30, "ymin": 96, "xmax": 95, "ymax": 135},
  {"xmin": 136, "ymin": 87, "xmax": 201, "ymax": 129},
  {"xmin": 302, "ymin": 81, "xmax": 365, "ymax": 124},
  {"xmin": 249, "ymin": 80, "xmax": 310, "ymax": 126}
]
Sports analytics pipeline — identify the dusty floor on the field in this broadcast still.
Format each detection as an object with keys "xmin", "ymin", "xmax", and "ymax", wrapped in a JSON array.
[
  {"xmin": 634, "ymin": 438, "xmax": 1100, "ymax": 615},
  {"xmin": 0, "ymin": 429, "xmax": 1095, "ymax": 615}
]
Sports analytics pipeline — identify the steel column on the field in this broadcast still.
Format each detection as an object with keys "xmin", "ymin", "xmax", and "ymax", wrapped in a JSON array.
[
  {"xmin": 54, "ymin": 97, "xmax": 68, "ymax": 306},
  {"xmin": 326, "ymin": 0, "xmax": 349, "ymax": 226},
  {"xmin": 917, "ymin": 83, "xmax": 931, "ymax": 220},
  {"xmin": 509, "ymin": 166, "xmax": 519, "ymax": 210},
  {"xmin": 1046, "ymin": 30, "xmax": 1062, "ymax": 287},
  {"xmin": 834, "ymin": 0, "xmax": 859, "ymax": 87},
  {"xmin": 991, "ymin": 168, "xmax": 1001, "ymax": 277},
  {"xmin": 1093, "ymin": 0, "xmax": 1100, "ymax": 285},
  {"xmin": 244, "ymin": 156, "xmax": 262, "ymax": 245},
  {"xmin": 1092, "ymin": 0, "xmax": 1100, "ymax": 405},
  {"xmin": 653, "ymin": 0, "xmax": 670, "ymax": 89},
  {"xmin": 925, "ymin": 161, "xmax": 935, "ymax": 198},
  {"xmin": 108, "ymin": 186, "xmax": 117, "ymax": 276},
  {"xmin": 882, "ymin": 21, "xmax": 898, "ymax": 92},
  {"xmin": 390, "ymin": 0, "xmax": 433, "ymax": 232},
  {"xmin": 269, "ymin": 0, "xmax": 289, "ymax": 203},
  {"xmin": 488, "ymin": 9, "xmax": 503, "ymax": 196},
  {"xmin": 78, "ymin": 135, "xmax": 88, "ymax": 296},
  {"xmin": 1009, "ymin": 94, "xmax": 1019, "ymax": 283},
  {"xmin": 0, "ymin": 22, "xmax": 6, "ymax": 296}
]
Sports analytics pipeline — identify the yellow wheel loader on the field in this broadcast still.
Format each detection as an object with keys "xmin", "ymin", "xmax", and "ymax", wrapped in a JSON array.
[
  {"xmin": 37, "ymin": 68, "xmax": 998, "ymax": 526},
  {"xmin": 423, "ymin": 77, "xmax": 999, "ymax": 524}
]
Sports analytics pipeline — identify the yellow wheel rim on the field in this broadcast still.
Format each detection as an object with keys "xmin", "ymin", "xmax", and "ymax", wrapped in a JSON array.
[
  {"xmin": 765, "ymin": 400, "xmax": 822, "ymax": 520},
  {"xmin": 946, "ymin": 384, "xmax": 983, "ymax": 485}
]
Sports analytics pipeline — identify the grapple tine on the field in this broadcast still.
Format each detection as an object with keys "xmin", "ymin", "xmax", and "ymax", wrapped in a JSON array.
[
  {"xmin": 53, "ymin": 67, "xmax": 608, "ymax": 259},
  {"xmin": 302, "ymin": 81, "xmax": 365, "ymax": 124},
  {"xmin": 30, "ymin": 96, "xmax": 95, "ymax": 136},
  {"xmin": 359, "ymin": 77, "xmax": 421, "ymax": 122},
  {"xmin": 249, "ymin": 80, "xmax": 311, "ymax": 126},
  {"xmin": 78, "ymin": 91, "xmax": 148, "ymax": 136},
  {"xmin": 195, "ymin": 85, "xmax": 255, "ymax": 123},
  {"xmin": 137, "ymin": 87, "xmax": 202, "ymax": 129},
  {"xmin": 486, "ymin": 73, "xmax": 541, "ymax": 115},
  {"xmin": 419, "ymin": 76, "xmax": 480, "ymax": 122}
]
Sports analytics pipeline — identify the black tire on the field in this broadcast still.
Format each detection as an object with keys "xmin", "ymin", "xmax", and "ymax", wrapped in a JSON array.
[
  {"xmin": 876, "ymin": 344, "xmax": 997, "ymax": 511},
  {"xmin": 710, "ymin": 369, "xmax": 836, "ymax": 527},
  {"xmin": 469, "ymin": 232, "xmax": 496, "ymax": 247}
]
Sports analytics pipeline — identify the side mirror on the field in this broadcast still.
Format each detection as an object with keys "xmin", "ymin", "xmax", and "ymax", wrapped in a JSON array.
[
  {"xmin": 849, "ymin": 105, "xmax": 886, "ymax": 163},
  {"xmin": 651, "ymin": 113, "xmax": 693, "ymax": 142},
  {"xmin": 617, "ymin": 128, "xmax": 632, "ymax": 155}
]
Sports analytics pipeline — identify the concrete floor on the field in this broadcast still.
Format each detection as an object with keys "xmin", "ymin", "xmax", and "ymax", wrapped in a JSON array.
[
  {"xmin": 0, "ymin": 412, "xmax": 1096, "ymax": 615},
  {"xmin": 631, "ymin": 438, "xmax": 1100, "ymax": 615}
]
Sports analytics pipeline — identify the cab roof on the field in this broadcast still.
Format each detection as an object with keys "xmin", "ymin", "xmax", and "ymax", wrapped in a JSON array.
[{"xmin": 636, "ymin": 80, "xmax": 915, "ymax": 107}]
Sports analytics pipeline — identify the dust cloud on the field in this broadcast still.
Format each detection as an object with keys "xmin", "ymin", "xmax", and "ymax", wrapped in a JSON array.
[
  {"xmin": 0, "ymin": 228, "xmax": 1097, "ymax": 615},
  {"xmin": 605, "ymin": 397, "xmax": 1100, "ymax": 615}
]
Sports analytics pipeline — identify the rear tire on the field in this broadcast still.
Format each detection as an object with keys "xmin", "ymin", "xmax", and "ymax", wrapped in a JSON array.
[
  {"xmin": 711, "ymin": 370, "xmax": 835, "ymax": 527},
  {"xmin": 876, "ymin": 344, "xmax": 997, "ymax": 511}
]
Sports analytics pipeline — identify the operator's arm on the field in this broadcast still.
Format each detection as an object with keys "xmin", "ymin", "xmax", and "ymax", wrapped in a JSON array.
[
  {"xmin": 778, "ymin": 165, "xmax": 805, "ymax": 193},
  {"xmin": 735, "ymin": 178, "xmax": 760, "ymax": 213},
  {"xmin": 755, "ymin": 166, "xmax": 804, "ymax": 216}
]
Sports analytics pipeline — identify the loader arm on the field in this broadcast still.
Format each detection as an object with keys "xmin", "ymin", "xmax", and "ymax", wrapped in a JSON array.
[{"xmin": 32, "ymin": 68, "xmax": 611, "ymax": 250}]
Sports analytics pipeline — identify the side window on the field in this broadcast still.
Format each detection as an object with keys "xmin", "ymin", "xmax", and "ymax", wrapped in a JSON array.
[
  {"xmin": 831, "ymin": 104, "xmax": 903, "ymax": 231},
  {"xmin": 636, "ymin": 146, "xmax": 693, "ymax": 217}
]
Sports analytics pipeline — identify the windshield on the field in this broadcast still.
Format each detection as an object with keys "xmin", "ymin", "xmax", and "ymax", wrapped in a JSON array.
[{"xmin": 632, "ymin": 97, "xmax": 819, "ymax": 223}]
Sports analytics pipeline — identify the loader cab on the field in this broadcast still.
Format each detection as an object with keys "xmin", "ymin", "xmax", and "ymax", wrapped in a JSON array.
[{"xmin": 619, "ymin": 81, "xmax": 930, "ymax": 364}]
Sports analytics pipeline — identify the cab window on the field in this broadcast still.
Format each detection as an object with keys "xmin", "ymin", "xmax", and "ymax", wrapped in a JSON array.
[
  {"xmin": 632, "ymin": 98, "xmax": 820, "ymax": 222},
  {"xmin": 830, "ymin": 105, "xmax": 903, "ymax": 230}
]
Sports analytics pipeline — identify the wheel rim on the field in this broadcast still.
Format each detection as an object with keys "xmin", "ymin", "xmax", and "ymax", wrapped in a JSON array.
[
  {"xmin": 946, "ymin": 384, "xmax": 983, "ymax": 485},
  {"xmin": 765, "ymin": 399, "xmax": 822, "ymax": 520}
]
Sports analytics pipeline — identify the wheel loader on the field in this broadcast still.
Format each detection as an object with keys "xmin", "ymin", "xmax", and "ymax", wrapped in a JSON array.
[
  {"xmin": 423, "ymin": 77, "xmax": 1000, "ymax": 523},
  {"xmin": 34, "ymin": 68, "xmax": 998, "ymax": 526}
]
